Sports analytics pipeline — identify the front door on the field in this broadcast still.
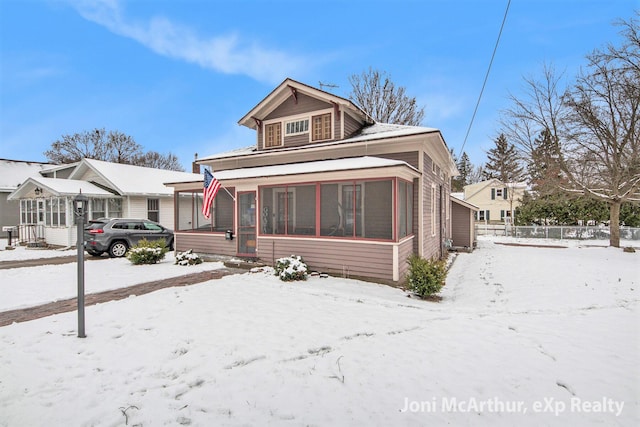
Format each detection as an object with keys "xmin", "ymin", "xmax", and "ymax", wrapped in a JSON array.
[{"xmin": 237, "ymin": 192, "xmax": 256, "ymax": 256}]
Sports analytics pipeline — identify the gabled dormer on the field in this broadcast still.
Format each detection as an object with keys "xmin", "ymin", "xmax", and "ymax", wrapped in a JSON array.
[{"xmin": 238, "ymin": 78, "xmax": 373, "ymax": 151}]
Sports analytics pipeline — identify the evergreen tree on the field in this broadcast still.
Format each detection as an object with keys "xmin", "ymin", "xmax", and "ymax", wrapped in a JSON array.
[
  {"xmin": 528, "ymin": 128, "xmax": 563, "ymax": 193},
  {"xmin": 483, "ymin": 134, "xmax": 524, "ymax": 182},
  {"xmin": 452, "ymin": 152, "xmax": 473, "ymax": 191}
]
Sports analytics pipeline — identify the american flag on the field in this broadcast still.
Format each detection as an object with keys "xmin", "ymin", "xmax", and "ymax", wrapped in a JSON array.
[{"xmin": 202, "ymin": 169, "xmax": 221, "ymax": 219}]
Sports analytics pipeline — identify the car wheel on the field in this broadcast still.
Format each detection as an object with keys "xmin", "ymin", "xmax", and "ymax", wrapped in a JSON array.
[
  {"xmin": 109, "ymin": 241, "xmax": 128, "ymax": 258},
  {"xmin": 168, "ymin": 239, "xmax": 174, "ymax": 251}
]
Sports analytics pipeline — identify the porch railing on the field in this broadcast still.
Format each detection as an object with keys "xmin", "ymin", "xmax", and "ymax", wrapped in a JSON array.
[{"xmin": 18, "ymin": 224, "xmax": 46, "ymax": 245}]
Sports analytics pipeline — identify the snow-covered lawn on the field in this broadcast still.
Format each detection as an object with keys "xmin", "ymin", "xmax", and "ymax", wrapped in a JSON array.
[
  {"xmin": 0, "ymin": 237, "xmax": 638, "ymax": 426},
  {"xmin": 0, "ymin": 252, "xmax": 225, "ymax": 311}
]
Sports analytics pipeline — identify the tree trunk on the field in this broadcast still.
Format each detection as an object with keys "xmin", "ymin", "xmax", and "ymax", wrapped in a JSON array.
[{"xmin": 609, "ymin": 201, "xmax": 621, "ymax": 248}]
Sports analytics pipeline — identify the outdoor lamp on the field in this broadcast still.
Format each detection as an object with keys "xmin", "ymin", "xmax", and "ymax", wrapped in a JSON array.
[{"xmin": 73, "ymin": 192, "xmax": 88, "ymax": 218}]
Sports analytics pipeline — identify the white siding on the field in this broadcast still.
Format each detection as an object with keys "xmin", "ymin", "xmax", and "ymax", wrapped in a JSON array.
[
  {"xmin": 44, "ymin": 226, "xmax": 76, "ymax": 247},
  {"xmin": 125, "ymin": 196, "xmax": 174, "ymax": 229}
]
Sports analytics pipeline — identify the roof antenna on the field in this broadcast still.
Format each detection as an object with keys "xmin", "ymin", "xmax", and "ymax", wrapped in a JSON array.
[{"xmin": 318, "ymin": 81, "xmax": 339, "ymax": 91}]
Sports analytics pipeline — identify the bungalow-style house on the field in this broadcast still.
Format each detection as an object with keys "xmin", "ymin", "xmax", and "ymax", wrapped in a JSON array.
[
  {"xmin": 165, "ymin": 78, "xmax": 458, "ymax": 285},
  {"xmin": 463, "ymin": 178, "xmax": 527, "ymax": 224},
  {"xmin": 0, "ymin": 159, "xmax": 50, "ymax": 239},
  {"xmin": 8, "ymin": 158, "xmax": 202, "ymax": 247}
]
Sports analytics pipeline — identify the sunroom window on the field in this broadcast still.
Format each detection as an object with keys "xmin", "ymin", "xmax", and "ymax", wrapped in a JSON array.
[{"xmin": 175, "ymin": 188, "xmax": 235, "ymax": 232}]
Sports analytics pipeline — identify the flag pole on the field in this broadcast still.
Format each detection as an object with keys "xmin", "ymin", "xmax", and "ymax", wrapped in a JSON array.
[{"xmin": 204, "ymin": 167, "xmax": 235, "ymax": 201}]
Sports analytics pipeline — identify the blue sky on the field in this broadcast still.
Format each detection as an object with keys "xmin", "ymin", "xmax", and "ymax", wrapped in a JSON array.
[{"xmin": 1, "ymin": 0, "xmax": 636, "ymax": 171}]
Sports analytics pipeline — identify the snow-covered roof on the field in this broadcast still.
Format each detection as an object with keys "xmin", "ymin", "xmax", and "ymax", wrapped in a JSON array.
[
  {"xmin": 0, "ymin": 159, "xmax": 50, "ymax": 192},
  {"xmin": 69, "ymin": 159, "xmax": 204, "ymax": 196},
  {"xmin": 451, "ymin": 192, "xmax": 465, "ymax": 200},
  {"xmin": 8, "ymin": 177, "xmax": 114, "ymax": 200},
  {"xmin": 197, "ymin": 123, "xmax": 439, "ymax": 162},
  {"xmin": 166, "ymin": 156, "xmax": 419, "ymax": 185}
]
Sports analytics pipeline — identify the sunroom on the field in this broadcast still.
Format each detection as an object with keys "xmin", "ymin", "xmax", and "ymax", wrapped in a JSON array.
[{"xmin": 167, "ymin": 156, "xmax": 420, "ymax": 283}]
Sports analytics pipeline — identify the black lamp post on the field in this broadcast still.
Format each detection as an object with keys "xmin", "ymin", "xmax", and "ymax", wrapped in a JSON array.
[{"xmin": 74, "ymin": 192, "xmax": 88, "ymax": 338}]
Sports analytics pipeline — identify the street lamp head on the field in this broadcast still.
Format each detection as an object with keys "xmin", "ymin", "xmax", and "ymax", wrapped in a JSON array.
[{"xmin": 74, "ymin": 192, "xmax": 89, "ymax": 217}]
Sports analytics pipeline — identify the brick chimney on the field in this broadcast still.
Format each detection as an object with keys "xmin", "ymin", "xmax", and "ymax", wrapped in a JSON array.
[{"xmin": 192, "ymin": 153, "xmax": 200, "ymax": 174}]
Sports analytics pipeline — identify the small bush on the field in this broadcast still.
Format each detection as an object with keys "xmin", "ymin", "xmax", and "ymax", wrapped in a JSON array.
[
  {"xmin": 126, "ymin": 238, "xmax": 168, "ymax": 265},
  {"xmin": 406, "ymin": 255, "xmax": 447, "ymax": 298},
  {"xmin": 175, "ymin": 249, "xmax": 203, "ymax": 265},
  {"xmin": 275, "ymin": 255, "xmax": 308, "ymax": 281}
]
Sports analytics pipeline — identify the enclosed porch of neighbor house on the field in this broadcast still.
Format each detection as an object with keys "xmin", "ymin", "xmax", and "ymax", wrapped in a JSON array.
[
  {"xmin": 7, "ymin": 177, "xmax": 120, "ymax": 247},
  {"xmin": 167, "ymin": 157, "xmax": 420, "ymax": 284}
]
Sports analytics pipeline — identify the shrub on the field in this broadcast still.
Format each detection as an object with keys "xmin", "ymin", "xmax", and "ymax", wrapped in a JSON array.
[
  {"xmin": 175, "ymin": 249, "xmax": 203, "ymax": 265},
  {"xmin": 126, "ymin": 238, "xmax": 168, "ymax": 265},
  {"xmin": 406, "ymin": 255, "xmax": 447, "ymax": 298},
  {"xmin": 275, "ymin": 255, "xmax": 308, "ymax": 281}
]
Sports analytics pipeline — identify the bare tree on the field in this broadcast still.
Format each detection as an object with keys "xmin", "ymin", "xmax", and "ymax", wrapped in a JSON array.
[
  {"xmin": 348, "ymin": 68, "xmax": 425, "ymax": 125},
  {"xmin": 45, "ymin": 128, "xmax": 184, "ymax": 171},
  {"xmin": 501, "ymin": 14, "xmax": 640, "ymax": 247},
  {"xmin": 134, "ymin": 151, "xmax": 185, "ymax": 171},
  {"xmin": 44, "ymin": 128, "xmax": 114, "ymax": 164}
]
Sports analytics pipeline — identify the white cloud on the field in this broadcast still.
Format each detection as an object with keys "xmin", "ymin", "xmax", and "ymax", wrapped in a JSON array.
[{"xmin": 69, "ymin": 0, "xmax": 309, "ymax": 84}]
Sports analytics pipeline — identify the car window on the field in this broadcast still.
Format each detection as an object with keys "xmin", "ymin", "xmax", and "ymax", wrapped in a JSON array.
[
  {"xmin": 111, "ymin": 222, "xmax": 127, "ymax": 230},
  {"xmin": 143, "ymin": 222, "xmax": 163, "ymax": 231}
]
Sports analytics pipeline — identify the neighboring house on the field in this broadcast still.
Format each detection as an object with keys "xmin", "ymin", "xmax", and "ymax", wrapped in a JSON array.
[
  {"xmin": 0, "ymin": 159, "xmax": 50, "ymax": 238},
  {"xmin": 463, "ymin": 178, "xmax": 527, "ymax": 224},
  {"xmin": 165, "ymin": 78, "xmax": 458, "ymax": 285},
  {"xmin": 450, "ymin": 194, "xmax": 479, "ymax": 250},
  {"xmin": 8, "ymin": 158, "xmax": 202, "ymax": 247}
]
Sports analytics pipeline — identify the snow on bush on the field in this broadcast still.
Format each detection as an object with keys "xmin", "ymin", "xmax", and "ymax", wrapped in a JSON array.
[
  {"xmin": 175, "ymin": 249, "xmax": 203, "ymax": 266},
  {"xmin": 274, "ymin": 255, "xmax": 308, "ymax": 281},
  {"xmin": 126, "ymin": 239, "xmax": 168, "ymax": 265}
]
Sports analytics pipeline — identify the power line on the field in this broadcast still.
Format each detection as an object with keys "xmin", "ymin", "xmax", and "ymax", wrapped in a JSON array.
[{"xmin": 458, "ymin": 0, "xmax": 511, "ymax": 158}]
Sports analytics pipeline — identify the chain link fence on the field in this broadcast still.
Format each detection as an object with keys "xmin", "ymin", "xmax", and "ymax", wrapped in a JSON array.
[{"xmin": 476, "ymin": 224, "xmax": 640, "ymax": 241}]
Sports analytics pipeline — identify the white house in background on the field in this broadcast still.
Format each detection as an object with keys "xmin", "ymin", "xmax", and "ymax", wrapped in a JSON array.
[
  {"xmin": 463, "ymin": 178, "xmax": 528, "ymax": 224},
  {"xmin": 0, "ymin": 159, "xmax": 50, "ymax": 238},
  {"xmin": 8, "ymin": 158, "xmax": 203, "ymax": 247}
]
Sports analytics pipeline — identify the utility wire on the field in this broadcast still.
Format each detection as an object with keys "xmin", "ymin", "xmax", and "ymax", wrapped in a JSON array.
[{"xmin": 458, "ymin": 0, "xmax": 511, "ymax": 158}]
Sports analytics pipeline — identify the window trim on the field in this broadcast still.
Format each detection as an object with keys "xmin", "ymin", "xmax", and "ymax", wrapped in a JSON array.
[
  {"xmin": 263, "ymin": 121, "xmax": 283, "ymax": 148},
  {"xmin": 285, "ymin": 118, "xmax": 309, "ymax": 136},
  {"xmin": 258, "ymin": 177, "xmax": 400, "ymax": 242}
]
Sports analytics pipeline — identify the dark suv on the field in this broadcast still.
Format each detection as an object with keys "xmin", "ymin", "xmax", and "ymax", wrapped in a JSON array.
[{"xmin": 84, "ymin": 218, "xmax": 174, "ymax": 257}]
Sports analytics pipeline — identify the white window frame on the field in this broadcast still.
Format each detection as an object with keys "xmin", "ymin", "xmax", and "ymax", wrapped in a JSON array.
[
  {"xmin": 285, "ymin": 118, "xmax": 309, "ymax": 136},
  {"xmin": 431, "ymin": 184, "xmax": 437, "ymax": 236},
  {"xmin": 496, "ymin": 188, "xmax": 503, "ymax": 198}
]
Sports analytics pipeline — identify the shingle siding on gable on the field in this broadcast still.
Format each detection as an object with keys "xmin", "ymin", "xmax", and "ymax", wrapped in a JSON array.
[
  {"xmin": 265, "ymin": 93, "xmax": 332, "ymax": 121},
  {"xmin": 344, "ymin": 112, "xmax": 361, "ymax": 139}
]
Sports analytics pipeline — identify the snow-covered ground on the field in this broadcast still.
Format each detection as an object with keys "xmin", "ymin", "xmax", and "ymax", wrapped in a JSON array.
[
  {"xmin": 0, "ymin": 237, "xmax": 638, "ymax": 426},
  {"xmin": 0, "ymin": 252, "xmax": 225, "ymax": 311}
]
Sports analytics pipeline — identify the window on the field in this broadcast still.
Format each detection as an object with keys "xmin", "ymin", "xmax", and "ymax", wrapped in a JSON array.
[
  {"xmin": 265, "ymin": 123, "xmax": 282, "ymax": 148},
  {"xmin": 92, "ymin": 199, "xmax": 105, "ymax": 220},
  {"xmin": 260, "ymin": 185, "xmax": 316, "ymax": 236},
  {"xmin": 41, "ymin": 197, "xmax": 67, "ymax": 227},
  {"xmin": 431, "ymin": 184, "xmax": 437, "ymax": 236},
  {"xmin": 147, "ymin": 198, "xmax": 159, "ymax": 222},
  {"xmin": 312, "ymin": 113, "xmax": 331, "ymax": 141},
  {"xmin": 477, "ymin": 210, "xmax": 490, "ymax": 221},
  {"xmin": 260, "ymin": 179, "xmax": 393, "ymax": 240},
  {"xmin": 398, "ymin": 180, "xmax": 414, "ymax": 239},
  {"xmin": 285, "ymin": 119, "xmax": 309, "ymax": 135},
  {"xmin": 175, "ymin": 189, "xmax": 235, "ymax": 232},
  {"xmin": 496, "ymin": 188, "xmax": 503, "ymax": 198},
  {"xmin": 108, "ymin": 199, "xmax": 122, "ymax": 218}
]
